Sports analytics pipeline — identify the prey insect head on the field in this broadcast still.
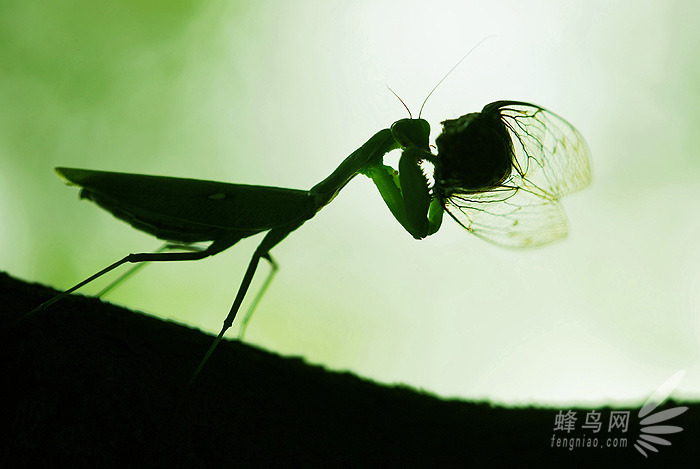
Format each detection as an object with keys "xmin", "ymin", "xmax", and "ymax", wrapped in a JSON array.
[{"xmin": 434, "ymin": 110, "xmax": 513, "ymax": 196}]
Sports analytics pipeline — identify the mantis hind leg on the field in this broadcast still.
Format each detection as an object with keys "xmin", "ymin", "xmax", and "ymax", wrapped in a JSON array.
[
  {"xmin": 96, "ymin": 243, "xmax": 206, "ymax": 297},
  {"xmin": 237, "ymin": 253, "xmax": 278, "ymax": 341},
  {"xmin": 17, "ymin": 236, "xmax": 238, "ymax": 324}
]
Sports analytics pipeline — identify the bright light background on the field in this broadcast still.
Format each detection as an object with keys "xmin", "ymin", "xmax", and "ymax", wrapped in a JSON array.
[{"xmin": 2, "ymin": 0, "xmax": 699, "ymax": 406}]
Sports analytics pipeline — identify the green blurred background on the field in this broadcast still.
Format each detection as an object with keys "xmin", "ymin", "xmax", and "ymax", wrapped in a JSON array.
[{"xmin": 2, "ymin": 0, "xmax": 698, "ymax": 406}]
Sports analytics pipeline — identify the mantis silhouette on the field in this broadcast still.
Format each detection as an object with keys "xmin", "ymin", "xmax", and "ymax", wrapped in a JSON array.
[{"xmin": 25, "ymin": 70, "xmax": 591, "ymax": 387}]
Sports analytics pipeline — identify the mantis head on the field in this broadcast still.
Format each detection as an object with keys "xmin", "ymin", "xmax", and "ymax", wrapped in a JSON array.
[{"xmin": 390, "ymin": 118, "xmax": 431, "ymax": 152}]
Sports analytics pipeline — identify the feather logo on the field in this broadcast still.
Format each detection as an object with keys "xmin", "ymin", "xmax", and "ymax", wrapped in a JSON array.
[{"xmin": 634, "ymin": 370, "xmax": 687, "ymax": 458}]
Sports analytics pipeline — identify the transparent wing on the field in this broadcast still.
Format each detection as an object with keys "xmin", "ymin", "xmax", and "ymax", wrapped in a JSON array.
[
  {"xmin": 443, "ymin": 101, "xmax": 591, "ymax": 248},
  {"xmin": 445, "ymin": 185, "xmax": 568, "ymax": 248},
  {"xmin": 484, "ymin": 101, "xmax": 592, "ymax": 198}
]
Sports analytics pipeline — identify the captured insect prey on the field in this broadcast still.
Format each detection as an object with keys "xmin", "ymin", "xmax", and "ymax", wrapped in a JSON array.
[
  {"xmin": 434, "ymin": 101, "xmax": 591, "ymax": 247},
  {"xmin": 22, "ymin": 80, "xmax": 591, "ymax": 390}
]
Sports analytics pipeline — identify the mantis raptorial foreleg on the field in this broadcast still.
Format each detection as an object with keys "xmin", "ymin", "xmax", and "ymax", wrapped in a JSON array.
[{"xmin": 361, "ymin": 135, "xmax": 443, "ymax": 240}]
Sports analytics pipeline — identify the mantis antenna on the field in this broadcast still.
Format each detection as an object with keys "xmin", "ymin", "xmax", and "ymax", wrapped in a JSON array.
[
  {"xmin": 418, "ymin": 35, "xmax": 494, "ymax": 118},
  {"xmin": 386, "ymin": 85, "xmax": 413, "ymax": 119}
]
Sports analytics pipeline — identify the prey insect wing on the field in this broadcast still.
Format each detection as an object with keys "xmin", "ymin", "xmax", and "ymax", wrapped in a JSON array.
[
  {"xmin": 442, "ymin": 101, "xmax": 591, "ymax": 248},
  {"xmin": 444, "ymin": 185, "xmax": 569, "ymax": 248},
  {"xmin": 485, "ymin": 101, "xmax": 592, "ymax": 198}
]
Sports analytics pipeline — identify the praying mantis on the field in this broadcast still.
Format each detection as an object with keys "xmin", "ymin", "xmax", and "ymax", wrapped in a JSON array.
[{"xmin": 23, "ymin": 65, "xmax": 591, "ymax": 387}]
